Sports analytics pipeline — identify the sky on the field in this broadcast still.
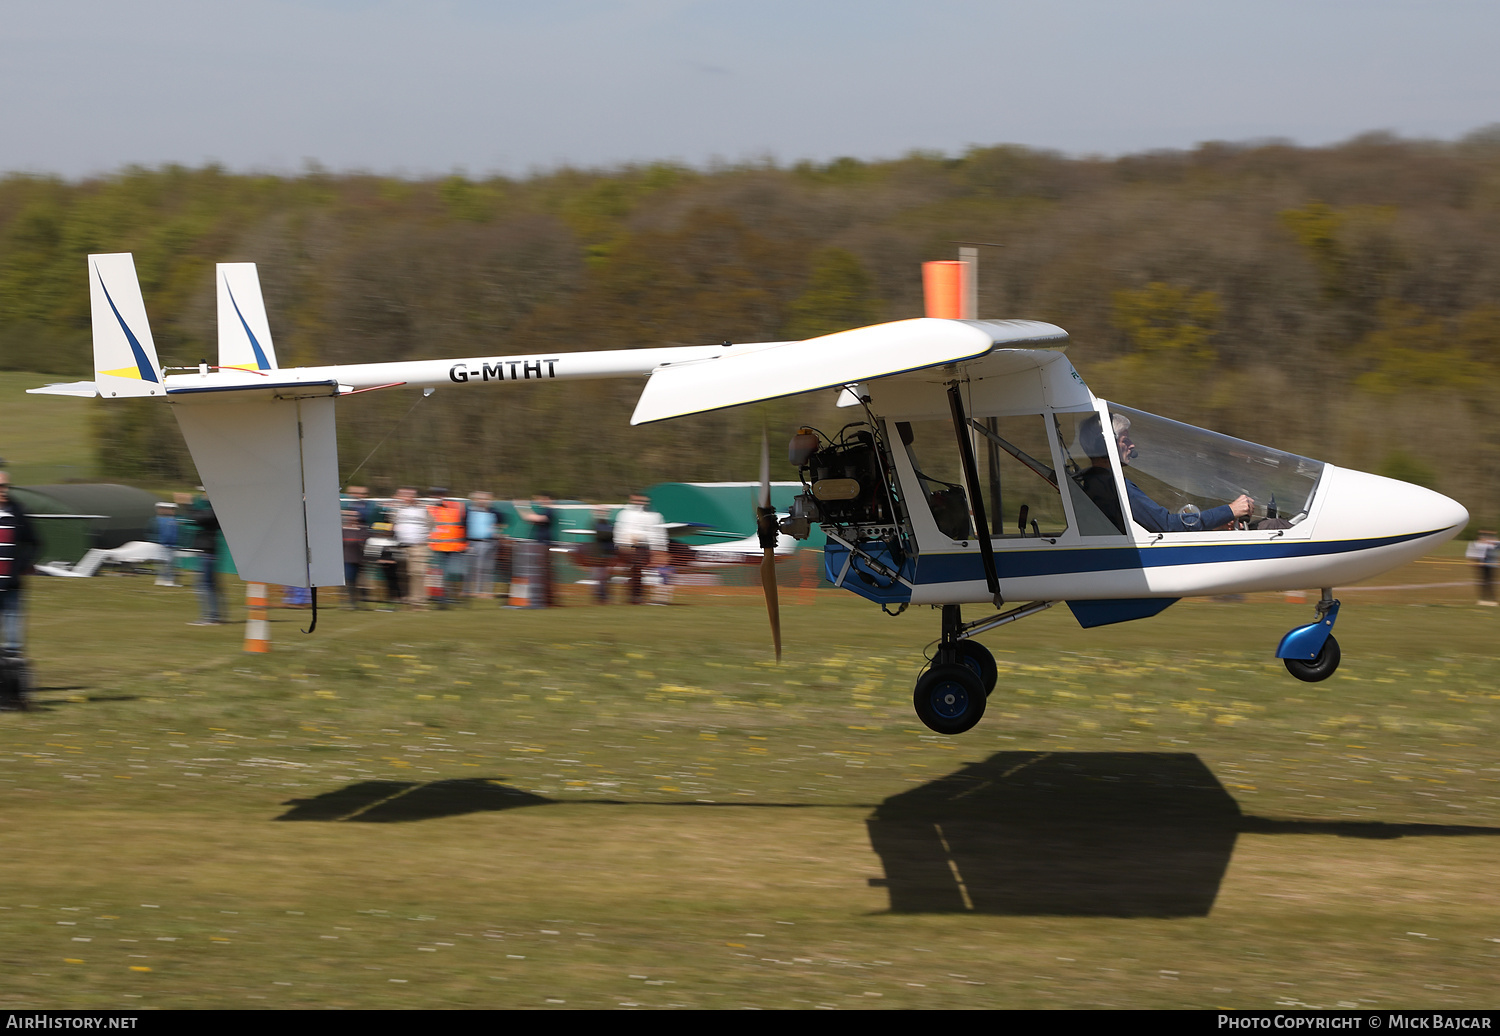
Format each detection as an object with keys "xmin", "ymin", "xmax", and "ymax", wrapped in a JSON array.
[{"xmin": 2, "ymin": 0, "xmax": 1498, "ymax": 179}]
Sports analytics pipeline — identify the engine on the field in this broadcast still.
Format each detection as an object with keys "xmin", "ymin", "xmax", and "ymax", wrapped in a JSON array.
[{"xmin": 781, "ymin": 424, "xmax": 904, "ymax": 543}]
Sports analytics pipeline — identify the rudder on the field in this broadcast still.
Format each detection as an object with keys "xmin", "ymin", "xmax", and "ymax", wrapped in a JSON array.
[
  {"xmin": 217, "ymin": 263, "xmax": 279, "ymax": 372},
  {"xmin": 90, "ymin": 253, "xmax": 164, "ymax": 397}
]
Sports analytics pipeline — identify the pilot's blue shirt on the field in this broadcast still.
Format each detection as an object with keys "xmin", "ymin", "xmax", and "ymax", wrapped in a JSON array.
[{"xmin": 1126, "ymin": 480, "xmax": 1233, "ymax": 533}]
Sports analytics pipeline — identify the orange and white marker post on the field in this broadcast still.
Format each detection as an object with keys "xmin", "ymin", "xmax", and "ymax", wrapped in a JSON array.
[
  {"xmin": 244, "ymin": 582, "xmax": 270, "ymax": 653},
  {"xmin": 923, "ymin": 249, "xmax": 980, "ymax": 319},
  {"xmin": 922, "ymin": 260, "xmax": 966, "ymax": 318},
  {"xmin": 508, "ymin": 572, "xmax": 531, "ymax": 608}
]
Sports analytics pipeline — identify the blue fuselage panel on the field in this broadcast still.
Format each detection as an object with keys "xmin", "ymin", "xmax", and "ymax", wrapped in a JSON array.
[{"xmin": 823, "ymin": 541, "xmax": 914, "ymax": 606}]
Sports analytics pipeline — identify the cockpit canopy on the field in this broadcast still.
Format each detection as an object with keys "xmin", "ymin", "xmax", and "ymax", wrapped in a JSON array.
[
  {"xmin": 886, "ymin": 401, "xmax": 1327, "ymax": 545},
  {"xmin": 1100, "ymin": 404, "xmax": 1325, "ymax": 529}
]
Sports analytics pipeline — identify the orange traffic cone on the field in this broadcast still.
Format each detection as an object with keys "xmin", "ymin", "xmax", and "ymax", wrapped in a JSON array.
[{"xmin": 244, "ymin": 583, "xmax": 270, "ymax": 653}]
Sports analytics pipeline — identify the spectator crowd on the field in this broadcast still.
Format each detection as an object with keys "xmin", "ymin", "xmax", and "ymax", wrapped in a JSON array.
[{"xmin": 332, "ymin": 486, "xmax": 670, "ymax": 611}]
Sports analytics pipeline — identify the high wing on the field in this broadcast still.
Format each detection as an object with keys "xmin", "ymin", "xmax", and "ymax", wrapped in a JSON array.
[
  {"xmin": 629, "ymin": 318, "xmax": 1067, "ymax": 425},
  {"xmin": 32, "ymin": 255, "xmax": 1073, "ymax": 591}
]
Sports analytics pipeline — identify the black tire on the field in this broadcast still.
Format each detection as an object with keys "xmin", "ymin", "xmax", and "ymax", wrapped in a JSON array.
[
  {"xmin": 1284, "ymin": 635, "xmax": 1340, "ymax": 683},
  {"xmin": 952, "ymin": 640, "xmax": 998, "ymax": 696},
  {"xmin": 913, "ymin": 663, "xmax": 987, "ymax": 735}
]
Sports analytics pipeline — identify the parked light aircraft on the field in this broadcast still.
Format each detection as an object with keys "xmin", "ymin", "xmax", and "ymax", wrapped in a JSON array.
[
  {"xmin": 672, "ymin": 525, "xmax": 799, "ymax": 567},
  {"xmin": 32, "ymin": 254, "xmax": 1469, "ymax": 734}
]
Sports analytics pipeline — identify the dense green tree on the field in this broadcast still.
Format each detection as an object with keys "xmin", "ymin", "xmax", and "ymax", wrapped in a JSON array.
[
  {"xmin": 0, "ymin": 137, "xmax": 1496, "ymax": 524},
  {"xmin": 784, "ymin": 248, "xmax": 882, "ymax": 339}
]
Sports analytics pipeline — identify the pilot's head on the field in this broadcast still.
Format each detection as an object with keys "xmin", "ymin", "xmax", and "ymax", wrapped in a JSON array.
[{"xmin": 1080, "ymin": 412, "xmax": 1135, "ymax": 465}]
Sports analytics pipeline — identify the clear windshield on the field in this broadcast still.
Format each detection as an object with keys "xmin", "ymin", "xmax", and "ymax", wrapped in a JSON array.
[{"xmin": 1104, "ymin": 404, "xmax": 1324, "ymax": 530}]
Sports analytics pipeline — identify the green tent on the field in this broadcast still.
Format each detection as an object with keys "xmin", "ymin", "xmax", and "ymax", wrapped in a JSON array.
[
  {"xmin": 11, "ymin": 483, "xmax": 162, "ymax": 564},
  {"xmin": 645, "ymin": 482, "xmax": 826, "ymax": 549}
]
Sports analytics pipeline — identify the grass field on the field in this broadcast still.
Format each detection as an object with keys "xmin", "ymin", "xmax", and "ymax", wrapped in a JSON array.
[{"xmin": 1, "ymin": 554, "xmax": 1497, "ymax": 1010}]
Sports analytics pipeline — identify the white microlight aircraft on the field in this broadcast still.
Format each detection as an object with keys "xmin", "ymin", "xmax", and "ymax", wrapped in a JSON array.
[{"xmin": 34, "ymin": 254, "xmax": 1469, "ymax": 735}]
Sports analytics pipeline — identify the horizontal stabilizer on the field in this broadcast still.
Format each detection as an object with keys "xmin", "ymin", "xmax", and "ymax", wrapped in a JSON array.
[
  {"xmin": 90, "ymin": 253, "xmax": 164, "ymax": 397},
  {"xmin": 172, "ymin": 395, "xmax": 343, "ymax": 588},
  {"xmin": 217, "ymin": 263, "xmax": 279, "ymax": 372},
  {"xmin": 27, "ymin": 381, "xmax": 99, "ymax": 398},
  {"xmin": 630, "ymin": 318, "xmax": 1065, "ymax": 425}
]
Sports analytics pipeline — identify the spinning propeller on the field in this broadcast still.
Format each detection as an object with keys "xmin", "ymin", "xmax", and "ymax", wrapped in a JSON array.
[{"xmin": 755, "ymin": 431, "xmax": 782, "ymax": 662}]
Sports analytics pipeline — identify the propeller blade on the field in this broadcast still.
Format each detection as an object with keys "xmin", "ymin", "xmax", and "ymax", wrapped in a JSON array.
[
  {"xmin": 755, "ymin": 428, "xmax": 781, "ymax": 661},
  {"xmin": 760, "ymin": 544, "xmax": 782, "ymax": 663}
]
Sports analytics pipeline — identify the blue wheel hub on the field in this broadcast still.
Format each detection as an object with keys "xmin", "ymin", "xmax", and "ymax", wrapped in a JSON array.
[
  {"xmin": 927, "ymin": 679, "xmax": 971, "ymax": 719},
  {"xmin": 913, "ymin": 663, "xmax": 987, "ymax": 735}
]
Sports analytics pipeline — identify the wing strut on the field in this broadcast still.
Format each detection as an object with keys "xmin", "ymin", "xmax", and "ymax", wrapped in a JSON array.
[
  {"xmin": 947, "ymin": 383, "xmax": 1001, "ymax": 606},
  {"xmin": 969, "ymin": 418, "xmax": 1057, "ymax": 490}
]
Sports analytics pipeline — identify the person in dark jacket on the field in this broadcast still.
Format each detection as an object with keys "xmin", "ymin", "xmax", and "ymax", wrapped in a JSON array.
[
  {"xmin": 514, "ymin": 492, "xmax": 557, "ymax": 607},
  {"xmin": 589, "ymin": 505, "xmax": 615, "ymax": 604},
  {"xmin": 188, "ymin": 493, "xmax": 225, "ymax": 625},
  {"xmin": 0, "ymin": 470, "xmax": 39, "ymax": 658},
  {"xmin": 342, "ymin": 509, "xmax": 371, "ymax": 609}
]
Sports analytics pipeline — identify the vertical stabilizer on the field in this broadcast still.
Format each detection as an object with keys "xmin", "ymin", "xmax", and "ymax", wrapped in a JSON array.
[
  {"xmin": 90, "ymin": 253, "xmax": 164, "ymax": 397},
  {"xmin": 217, "ymin": 263, "xmax": 279, "ymax": 372},
  {"xmin": 172, "ymin": 395, "xmax": 343, "ymax": 588}
]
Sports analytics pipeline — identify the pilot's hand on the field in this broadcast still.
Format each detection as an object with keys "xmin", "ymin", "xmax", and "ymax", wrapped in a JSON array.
[{"xmin": 1229, "ymin": 495, "xmax": 1254, "ymax": 518}]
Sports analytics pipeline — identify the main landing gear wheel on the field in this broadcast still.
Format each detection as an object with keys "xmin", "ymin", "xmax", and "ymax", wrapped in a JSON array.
[
  {"xmin": 1284, "ymin": 635, "xmax": 1341, "ymax": 683},
  {"xmin": 952, "ymin": 640, "xmax": 998, "ymax": 697},
  {"xmin": 913, "ymin": 663, "xmax": 987, "ymax": 735}
]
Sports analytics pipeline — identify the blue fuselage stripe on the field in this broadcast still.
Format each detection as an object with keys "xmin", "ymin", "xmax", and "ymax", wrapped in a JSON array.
[{"xmin": 828, "ymin": 529, "xmax": 1440, "ymax": 587}]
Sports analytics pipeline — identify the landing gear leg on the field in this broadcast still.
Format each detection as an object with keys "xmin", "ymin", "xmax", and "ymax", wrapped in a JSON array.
[
  {"xmin": 936, "ymin": 605, "xmax": 998, "ymax": 693},
  {"xmin": 1277, "ymin": 588, "xmax": 1342, "ymax": 683},
  {"xmin": 908, "ymin": 601, "xmax": 1054, "ymax": 734},
  {"xmin": 912, "ymin": 606, "xmax": 988, "ymax": 735}
]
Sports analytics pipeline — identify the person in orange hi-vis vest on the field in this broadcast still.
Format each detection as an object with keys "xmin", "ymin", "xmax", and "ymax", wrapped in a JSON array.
[{"xmin": 427, "ymin": 488, "xmax": 468, "ymax": 609}]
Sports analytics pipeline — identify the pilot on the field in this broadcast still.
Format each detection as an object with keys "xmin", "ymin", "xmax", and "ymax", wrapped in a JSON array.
[{"xmin": 1078, "ymin": 413, "xmax": 1253, "ymax": 533}]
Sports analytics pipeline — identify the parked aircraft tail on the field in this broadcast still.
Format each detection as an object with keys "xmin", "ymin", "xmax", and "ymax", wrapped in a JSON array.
[
  {"xmin": 217, "ymin": 263, "xmax": 279, "ymax": 372},
  {"xmin": 89, "ymin": 253, "xmax": 165, "ymax": 397}
]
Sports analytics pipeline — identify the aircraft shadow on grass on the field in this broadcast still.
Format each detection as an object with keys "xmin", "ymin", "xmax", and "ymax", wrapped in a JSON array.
[
  {"xmin": 275, "ymin": 752, "xmax": 1500, "ymax": 918},
  {"xmin": 276, "ymin": 778, "xmax": 552, "ymax": 822},
  {"xmin": 870, "ymin": 751, "xmax": 1500, "ymax": 917}
]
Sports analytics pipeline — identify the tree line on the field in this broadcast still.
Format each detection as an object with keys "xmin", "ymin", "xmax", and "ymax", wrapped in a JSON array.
[{"xmin": 1, "ymin": 131, "xmax": 1496, "ymax": 527}]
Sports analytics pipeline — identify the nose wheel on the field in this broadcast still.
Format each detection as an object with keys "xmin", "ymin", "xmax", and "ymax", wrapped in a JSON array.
[
  {"xmin": 1276, "ymin": 590, "xmax": 1342, "ymax": 683},
  {"xmin": 1284, "ymin": 635, "xmax": 1340, "ymax": 682}
]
